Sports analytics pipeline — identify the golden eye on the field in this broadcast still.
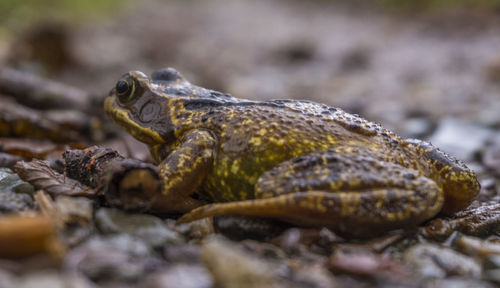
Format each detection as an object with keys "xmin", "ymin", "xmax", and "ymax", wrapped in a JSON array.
[{"xmin": 115, "ymin": 76, "xmax": 136, "ymax": 104}]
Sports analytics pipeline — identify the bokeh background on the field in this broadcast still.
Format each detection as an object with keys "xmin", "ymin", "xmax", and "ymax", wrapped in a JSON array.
[
  {"xmin": 1, "ymin": 1, "xmax": 500, "ymax": 287},
  {"xmin": 3, "ymin": 0, "xmax": 500, "ymax": 163},
  {"xmin": 2, "ymin": 0, "xmax": 500, "ymax": 129}
]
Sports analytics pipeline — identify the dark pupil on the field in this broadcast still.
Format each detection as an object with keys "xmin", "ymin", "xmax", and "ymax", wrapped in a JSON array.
[{"xmin": 116, "ymin": 80, "xmax": 129, "ymax": 95}]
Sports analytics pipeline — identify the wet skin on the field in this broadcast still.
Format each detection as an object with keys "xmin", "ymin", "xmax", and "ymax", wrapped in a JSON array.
[{"xmin": 104, "ymin": 68, "xmax": 480, "ymax": 237}]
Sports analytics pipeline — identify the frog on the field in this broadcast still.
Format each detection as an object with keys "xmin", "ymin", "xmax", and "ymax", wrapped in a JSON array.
[{"xmin": 104, "ymin": 67, "xmax": 480, "ymax": 237}]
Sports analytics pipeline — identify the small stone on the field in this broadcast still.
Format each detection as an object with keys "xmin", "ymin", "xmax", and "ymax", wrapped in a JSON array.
[
  {"xmin": 19, "ymin": 270, "xmax": 95, "ymax": 288},
  {"xmin": 0, "ymin": 168, "xmax": 34, "ymax": 213},
  {"xmin": 483, "ymin": 133, "xmax": 500, "ymax": 175},
  {"xmin": 329, "ymin": 251, "xmax": 409, "ymax": 283},
  {"xmin": 66, "ymin": 234, "xmax": 162, "ymax": 282},
  {"xmin": 0, "ymin": 269, "xmax": 18, "ymax": 288},
  {"xmin": 95, "ymin": 208, "xmax": 184, "ymax": 248},
  {"xmin": 428, "ymin": 117, "xmax": 493, "ymax": 161},
  {"xmin": 56, "ymin": 196, "xmax": 93, "ymax": 225},
  {"xmin": 144, "ymin": 264, "xmax": 213, "ymax": 288},
  {"xmin": 0, "ymin": 168, "xmax": 34, "ymax": 194},
  {"xmin": 202, "ymin": 236, "xmax": 284, "ymax": 288},
  {"xmin": 404, "ymin": 244, "xmax": 481, "ymax": 280},
  {"xmin": 426, "ymin": 277, "xmax": 496, "ymax": 288},
  {"xmin": 485, "ymin": 255, "xmax": 500, "ymax": 269},
  {"xmin": 400, "ymin": 117, "xmax": 434, "ymax": 138},
  {"xmin": 484, "ymin": 269, "xmax": 500, "ymax": 284},
  {"xmin": 454, "ymin": 235, "xmax": 500, "ymax": 259},
  {"xmin": 55, "ymin": 196, "xmax": 94, "ymax": 246},
  {"xmin": 0, "ymin": 190, "xmax": 33, "ymax": 213},
  {"xmin": 164, "ymin": 244, "xmax": 201, "ymax": 264}
]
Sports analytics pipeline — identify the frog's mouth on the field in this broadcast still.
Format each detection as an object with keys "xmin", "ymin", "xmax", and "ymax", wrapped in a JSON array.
[{"xmin": 104, "ymin": 94, "xmax": 164, "ymax": 145}]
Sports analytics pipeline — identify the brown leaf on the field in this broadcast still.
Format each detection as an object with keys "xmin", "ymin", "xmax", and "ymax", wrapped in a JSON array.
[{"xmin": 14, "ymin": 160, "xmax": 96, "ymax": 197}]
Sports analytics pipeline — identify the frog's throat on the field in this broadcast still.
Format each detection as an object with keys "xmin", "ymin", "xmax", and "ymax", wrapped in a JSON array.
[{"xmin": 104, "ymin": 96, "xmax": 163, "ymax": 145}]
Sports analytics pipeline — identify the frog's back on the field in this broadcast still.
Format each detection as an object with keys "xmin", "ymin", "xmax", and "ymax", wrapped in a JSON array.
[{"xmin": 196, "ymin": 98, "xmax": 405, "ymax": 201}]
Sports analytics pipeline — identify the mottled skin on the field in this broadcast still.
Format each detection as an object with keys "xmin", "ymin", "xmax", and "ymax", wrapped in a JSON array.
[{"xmin": 104, "ymin": 68, "xmax": 480, "ymax": 237}]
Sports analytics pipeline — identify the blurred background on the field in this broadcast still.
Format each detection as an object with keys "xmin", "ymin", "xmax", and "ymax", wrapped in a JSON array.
[
  {"xmin": 2, "ymin": 0, "xmax": 500, "ymax": 129},
  {"xmin": 1, "ymin": 1, "xmax": 500, "ymax": 287}
]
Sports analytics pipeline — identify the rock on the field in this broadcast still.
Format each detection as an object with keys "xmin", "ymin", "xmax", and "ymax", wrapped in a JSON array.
[
  {"xmin": 404, "ymin": 244, "xmax": 481, "ymax": 280},
  {"xmin": 400, "ymin": 117, "xmax": 434, "ymax": 138},
  {"xmin": 18, "ymin": 270, "xmax": 95, "ymax": 288},
  {"xmin": 95, "ymin": 208, "xmax": 184, "ymax": 248},
  {"xmin": 483, "ymin": 133, "xmax": 500, "ymax": 175},
  {"xmin": 0, "ymin": 269, "xmax": 18, "ymax": 288},
  {"xmin": 144, "ymin": 264, "xmax": 213, "ymax": 288},
  {"xmin": 484, "ymin": 269, "xmax": 500, "ymax": 284},
  {"xmin": 0, "ymin": 168, "xmax": 34, "ymax": 213},
  {"xmin": 56, "ymin": 196, "xmax": 93, "ymax": 226},
  {"xmin": 329, "ymin": 252, "xmax": 410, "ymax": 283},
  {"xmin": 428, "ymin": 117, "xmax": 493, "ymax": 161},
  {"xmin": 475, "ymin": 101, "xmax": 500, "ymax": 128},
  {"xmin": 163, "ymin": 244, "xmax": 201, "ymax": 264},
  {"xmin": 426, "ymin": 277, "xmax": 496, "ymax": 288},
  {"xmin": 0, "ymin": 168, "xmax": 35, "ymax": 194},
  {"xmin": 184, "ymin": 218, "xmax": 215, "ymax": 239},
  {"xmin": 454, "ymin": 235, "xmax": 500, "ymax": 258},
  {"xmin": 201, "ymin": 236, "xmax": 283, "ymax": 288},
  {"xmin": 485, "ymin": 255, "xmax": 500, "ymax": 269},
  {"xmin": 65, "ymin": 234, "xmax": 162, "ymax": 282},
  {"xmin": 0, "ymin": 189, "xmax": 33, "ymax": 213},
  {"xmin": 55, "ymin": 196, "xmax": 94, "ymax": 246}
]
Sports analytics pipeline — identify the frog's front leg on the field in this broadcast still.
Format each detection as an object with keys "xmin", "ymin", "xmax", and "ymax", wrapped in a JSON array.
[
  {"xmin": 178, "ymin": 148, "xmax": 445, "ymax": 237},
  {"xmin": 150, "ymin": 129, "xmax": 216, "ymax": 213}
]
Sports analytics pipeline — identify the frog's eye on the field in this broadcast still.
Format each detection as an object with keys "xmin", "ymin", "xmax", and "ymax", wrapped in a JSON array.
[{"xmin": 115, "ymin": 76, "xmax": 138, "ymax": 104}]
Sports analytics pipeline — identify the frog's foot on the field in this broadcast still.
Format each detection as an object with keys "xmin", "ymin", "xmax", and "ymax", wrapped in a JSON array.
[{"xmin": 177, "ymin": 188, "xmax": 443, "ymax": 237}]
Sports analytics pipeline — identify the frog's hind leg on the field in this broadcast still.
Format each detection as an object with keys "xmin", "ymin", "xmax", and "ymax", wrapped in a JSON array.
[
  {"xmin": 177, "ymin": 187, "xmax": 442, "ymax": 237},
  {"xmin": 179, "ymin": 148, "xmax": 445, "ymax": 237}
]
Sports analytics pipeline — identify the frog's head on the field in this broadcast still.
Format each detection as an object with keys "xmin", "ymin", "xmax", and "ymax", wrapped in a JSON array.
[
  {"xmin": 106, "ymin": 68, "xmax": 244, "ymax": 147},
  {"xmin": 407, "ymin": 139, "xmax": 480, "ymax": 215},
  {"xmin": 104, "ymin": 70, "xmax": 176, "ymax": 146}
]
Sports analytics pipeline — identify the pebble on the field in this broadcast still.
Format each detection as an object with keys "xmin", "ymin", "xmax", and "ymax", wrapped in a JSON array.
[
  {"xmin": 0, "ymin": 168, "xmax": 34, "ymax": 194},
  {"xmin": 201, "ymin": 236, "xmax": 283, "ymax": 288},
  {"xmin": 95, "ymin": 208, "xmax": 184, "ymax": 248},
  {"xmin": 56, "ymin": 196, "xmax": 94, "ymax": 246},
  {"xmin": 144, "ymin": 264, "xmax": 213, "ymax": 288},
  {"xmin": 400, "ymin": 117, "xmax": 434, "ymax": 138},
  {"xmin": 0, "ymin": 269, "xmax": 18, "ymax": 288},
  {"xmin": 163, "ymin": 244, "xmax": 201, "ymax": 264},
  {"xmin": 65, "ymin": 234, "xmax": 162, "ymax": 282},
  {"xmin": 0, "ymin": 168, "xmax": 34, "ymax": 213},
  {"xmin": 483, "ymin": 133, "xmax": 500, "ymax": 175},
  {"xmin": 18, "ymin": 271, "xmax": 95, "ymax": 288},
  {"xmin": 404, "ymin": 243, "xmax": 482, "ymax": 279},
  {"xmin": 426, "ymin": 277, "xmax": 497, "ymax": 288},
  {"xmin": 428, "ymin": 117, "xmax": 493, "ymax": 161}
]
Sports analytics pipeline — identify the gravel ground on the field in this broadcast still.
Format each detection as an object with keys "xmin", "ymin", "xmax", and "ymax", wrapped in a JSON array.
[{"xmin": 1, "ymin": 0, "xmax": 500, "ymax": 287}]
